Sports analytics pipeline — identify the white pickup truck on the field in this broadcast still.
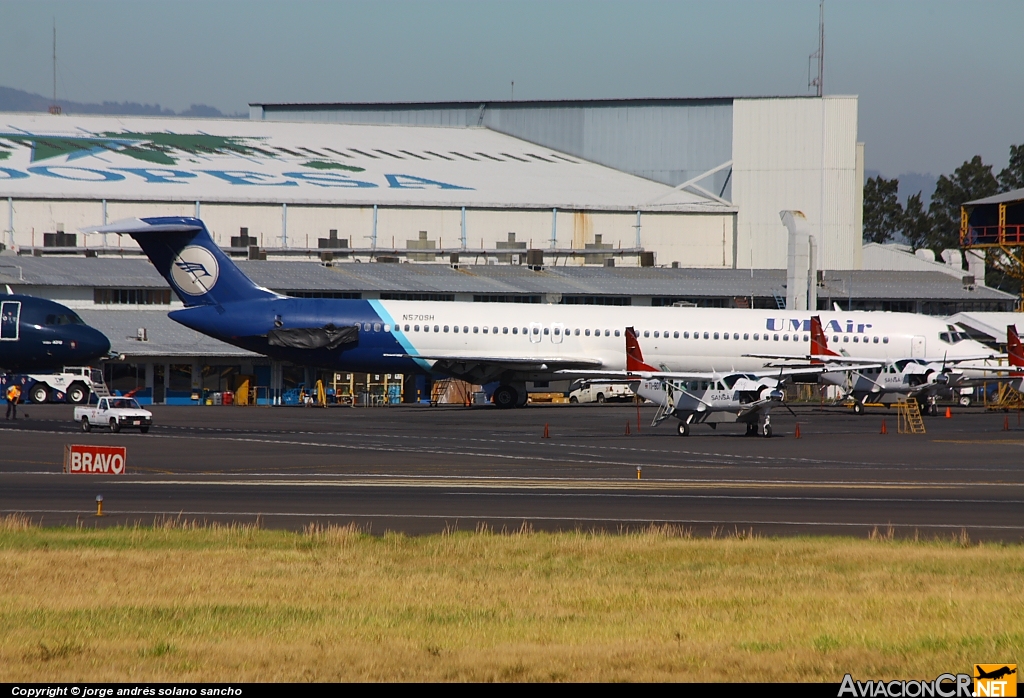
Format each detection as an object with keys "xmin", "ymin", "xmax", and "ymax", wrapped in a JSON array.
[
  {"xmin": 568, "ymin": 380, "xmax": 636, "ymax": 404},
  {"xmin": 75, "ymin": 397, "xmax": 153, "ymax": 433}
]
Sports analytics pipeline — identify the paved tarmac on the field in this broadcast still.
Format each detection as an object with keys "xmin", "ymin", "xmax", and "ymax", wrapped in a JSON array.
[{"xmin": 1, "ymin": 401, "xmax": 1022, "ymax": 539}]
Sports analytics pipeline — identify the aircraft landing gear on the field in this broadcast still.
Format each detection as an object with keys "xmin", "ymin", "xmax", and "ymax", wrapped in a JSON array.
[
  {"xmin": 494, "ymin": 383, "xmax": 528, "ymax": 409},
  {"xmin": 493, "ymin": 385, "xmax": 518, "ymax": 409},
  {"xmin": 745, "ymin": 422, "xmax": 758, "ymax": 437},
  {"xmin": 761, "ymin": 414, "xmax": 772, "ymax": 438},
  {"xmin": 677, "ymin": 421, "xmax": 690, "ymax": 437},
  {"xmin": 853, "ymin": 401, "xmax": 865, "ymax": 415}
]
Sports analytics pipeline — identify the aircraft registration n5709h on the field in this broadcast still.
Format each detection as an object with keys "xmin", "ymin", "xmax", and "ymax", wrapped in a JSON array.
[{"xmin": 84, "ymin": 217, "xmax": 1001, "ymax": 408}]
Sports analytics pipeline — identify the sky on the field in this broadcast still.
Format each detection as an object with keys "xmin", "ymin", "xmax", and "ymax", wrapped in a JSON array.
[{"xmin": 1, "ymin": 0, "xmax": 1021, "ymax": 179}]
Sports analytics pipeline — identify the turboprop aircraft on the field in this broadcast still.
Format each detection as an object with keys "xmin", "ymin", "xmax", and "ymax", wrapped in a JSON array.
[
  {"xmin": 0, "ymin": 290, "xmax": 111, "ymax": 372},
  {"xmin": 624, "ymin": 325, "xmax": 878, "ymax": 437},
  {"xmin": 784, "ymin": 317, "xmax": 1005, "ymax": 415},
  {"xmin": 81, "ymin": 217, "xmax": 1002, "ymax": 409}
]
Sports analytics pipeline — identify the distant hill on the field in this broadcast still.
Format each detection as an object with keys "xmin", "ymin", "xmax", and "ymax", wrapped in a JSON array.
[{"xmin": 0, "ymin": 86, "xmax": 243, "ymax": 118}]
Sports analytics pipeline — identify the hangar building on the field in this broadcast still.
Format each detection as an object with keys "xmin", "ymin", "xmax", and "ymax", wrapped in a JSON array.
[
  {"xmin": 0, "ymin": 112, "xmax": 736, "ymax": 269},
  {"xmin": 251, "ymin": 96, "xmax": 864, "ymax": 270}
]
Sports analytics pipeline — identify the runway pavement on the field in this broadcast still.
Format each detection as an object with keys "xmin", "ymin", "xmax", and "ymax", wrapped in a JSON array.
[{"xmin": 1, "ymin": 401, "xmax": 1022, "ymax": 539}]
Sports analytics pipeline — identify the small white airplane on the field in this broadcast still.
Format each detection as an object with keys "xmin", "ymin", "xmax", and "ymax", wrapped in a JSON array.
[
  {"xmin": 623, "ymin": 325, "xmax": 874, "ymax": 437},
  {"xmin": 796, "ymin": 319, "xmax": 1011, "ymax": 415}
]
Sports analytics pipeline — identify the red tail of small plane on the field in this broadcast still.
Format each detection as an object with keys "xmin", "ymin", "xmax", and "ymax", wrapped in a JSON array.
[
  {"xmin": 625, "ymin": 327, "xmax": 657, "ymax": 373},
  {"xmin": 1008, "ymin": 324, "xmax": 1023, "ymax": 374},
  {"xmin": 811, "ymin": 316, "xmax": 839, "ymax": 359}
]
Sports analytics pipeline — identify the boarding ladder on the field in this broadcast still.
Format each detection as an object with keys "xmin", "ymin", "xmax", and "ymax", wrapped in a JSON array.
[
  {"xmin": 896, "ymin": 397, "xmax": 926, "ymax": 434},
  {"xmin": 985, "ymin": 382, "xmax": 1024, "ymax": 411}
]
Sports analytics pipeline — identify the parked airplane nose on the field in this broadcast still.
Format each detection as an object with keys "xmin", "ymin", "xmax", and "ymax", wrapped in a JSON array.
[{"xmin": 75, "ymin": 326, "xmax": 111, "ymax": 362}]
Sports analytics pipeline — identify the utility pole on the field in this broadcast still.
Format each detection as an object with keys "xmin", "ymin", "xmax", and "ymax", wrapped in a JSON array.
[
  {"xmin": 808, "ymin": 1, "xmax": 824, "ymax": 97},
  {"xmin": 49, "ymin": 18, "xmax": 61, "ymax": 114}
]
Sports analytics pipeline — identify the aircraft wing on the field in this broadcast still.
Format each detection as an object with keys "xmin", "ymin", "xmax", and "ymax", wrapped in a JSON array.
[
  {"xmin": 556, "ymin": 365, "xmax": 863, "ymax": 380},
  {"xmin": 744, "ymin": 352, "xmax": 880, "ymax": 365},
  {"xmin": 384, "ymin": 353, "xmax": 604, "ymax": 371}
]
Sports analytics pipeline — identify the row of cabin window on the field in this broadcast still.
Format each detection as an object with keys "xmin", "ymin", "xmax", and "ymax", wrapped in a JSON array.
[
  {"xmin": 395, "ymin": 324, "xmax": 619, "ymax": 336},
  {"xmin": 358, "ymin": 322, "xmax": 890, "ymax": 344}
]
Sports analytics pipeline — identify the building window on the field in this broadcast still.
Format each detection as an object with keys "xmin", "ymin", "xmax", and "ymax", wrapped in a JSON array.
[
  {"xmin": 285, "ymin": 291, "xmax": 361, "ymax": 299},
  {"xmin": 94, "ymin": 288, "xmax": 172, "ymax": 305},
  {"xmin": 380, "ymin": 292, "xmax": 454, "ymax": 302},
  {"xmin": 560, "ymin": 296, "xmax": 631, "ymax": 306}
]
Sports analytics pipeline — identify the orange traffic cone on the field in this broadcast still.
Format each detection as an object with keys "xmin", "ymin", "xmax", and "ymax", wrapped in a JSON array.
[
  {"xmin": 543, "ymin": 423, "xmax": 550, "ymax": 438},
  {"xmin": 625, "ymin": 420, "xmax": 631, "ymax": 435},
  {"xmin": 945, "ymin": 406, "xmax": 952, "ymax": 418},
  {"xmin": 794, "ymin": 423, "xmax": 801, "ymax": 439},
  {"xmin": 880, "ymin": 419, "xmax": 888, "ymax": 435}
]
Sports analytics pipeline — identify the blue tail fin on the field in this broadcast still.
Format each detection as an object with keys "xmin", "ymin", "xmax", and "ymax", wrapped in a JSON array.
[{"xmin": 83, "ymin": 217, "xmax": 277, "ymax": 307}]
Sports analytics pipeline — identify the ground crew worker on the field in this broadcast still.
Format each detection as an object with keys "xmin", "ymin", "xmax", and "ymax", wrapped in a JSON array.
[{"xmin": 6, "ymin": 383, "xmax": 21, "ymax": 420}]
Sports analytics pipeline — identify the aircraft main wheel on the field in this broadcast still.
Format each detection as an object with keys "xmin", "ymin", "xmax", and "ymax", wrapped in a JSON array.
[
  {"xmin": 745, "ymin": 422, "xmax": 757, "ymax": 436},
  {"xmin": 677, "ymin": 422, "xmax": 690, "ymax": 436},
  {"xmin": 763, "ymin": 424, "xmax": 773, "ymax": 438},
  {"xmin": 81, "ymin": 417, "xmax": 91, "ymax": 433},
  {"xmin": 853, "ymin": 401, "xmax": 864, "ymax": 415},
  {"xmin": 30, "ymin": 385, "xmax": 49, "ymax": 404},
  {"xmin": 67, "ymin": 383, "xmax": 89, "ymax": 405},
  {"xmin": 493, "ymin": 385, "xmax": 518, "ymax": 409},
  {"xmin": 110, "ymin": 418, "xmax": 121, "ymax": 433}
]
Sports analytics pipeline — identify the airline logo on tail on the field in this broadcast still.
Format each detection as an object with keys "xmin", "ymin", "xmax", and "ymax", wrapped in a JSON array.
[
  {"xmin": 170, "ymin": 245, "xmax": 220, "ymax": 296},
  {"xmin": 811, "ymin": 316, "xmax": 839, "ymax": 359},
  {"xmin": 1007, "ymin": 325, "xmax": 1023, "ymax": 375},
  {"xmin": 625, "ymin": 327, "xmax": 657, "ymax": 373}
]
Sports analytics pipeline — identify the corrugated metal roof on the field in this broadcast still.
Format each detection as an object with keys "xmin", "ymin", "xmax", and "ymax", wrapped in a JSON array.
[
  {"xmin": 2, "ymin": 257, "xmax": 1012, "ymax": 302},
  {"xmin": 0, "ymin": 113, "xmax": 728, "ymax": 213},
  {"xmin": 254, "ymin": 99, "xmax": 736, "ymax": 193},
  {"xmin": 0, "ymin": 256, "xmax": 168, "ymax": 287},
  {"xmin": 76, "ymin": 309, "xmax": 258, "ymax": 358},
  {"xmin": 964, "ymin": 188, "xmax": 1024, "ymax": 206}
]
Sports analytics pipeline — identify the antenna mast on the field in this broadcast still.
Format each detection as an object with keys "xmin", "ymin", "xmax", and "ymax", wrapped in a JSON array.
[
  {"xmin": 808, "ymin": 1, "xmax": 824, "ymax": 97},
  {"xmin": 49, "ymin": 18, "xmax": 61, "ymax": 114}
]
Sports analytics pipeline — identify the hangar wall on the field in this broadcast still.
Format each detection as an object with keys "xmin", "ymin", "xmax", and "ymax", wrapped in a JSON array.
[
  {"xmin": 254, "ymin": 96, "xmax": 862, "ymax": 270},
  {"xmin": 731, "ymin": 96, "xmax": 861, "ymax": 270},
  {"xmin": 6, "ymin": 199, "xmax": 735, "ymax": 268},
  {"xmin": 0, "ymin": 113, "xmax": 734, "ymax": 268}
]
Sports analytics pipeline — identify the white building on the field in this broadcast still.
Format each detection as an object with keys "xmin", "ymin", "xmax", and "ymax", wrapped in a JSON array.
[
  {"xmin": 252, "ymin": 96, "xmax": 864, "ymax": 270},
  {"xmin": 0, "ymin": 112, "xmax": 739, "ymax": 268}
]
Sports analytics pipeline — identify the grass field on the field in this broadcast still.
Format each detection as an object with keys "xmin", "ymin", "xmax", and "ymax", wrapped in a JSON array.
[{"xmin": 1, "ymin": 516, "xmax": 1021, "ymax": 682}]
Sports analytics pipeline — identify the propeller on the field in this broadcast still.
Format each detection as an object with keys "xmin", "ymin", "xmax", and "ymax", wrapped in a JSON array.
[
  {"xmin": 933, "ymin": 352, "xmax": 951, "ymax": 385},
  {"xmin": 771, "ymin": 364, "xmax": 798, "ymax": 417}
]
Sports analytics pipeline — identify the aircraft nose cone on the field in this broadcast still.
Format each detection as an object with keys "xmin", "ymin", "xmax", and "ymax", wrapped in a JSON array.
[{"xmin": 79, "ymin": 327, "xmax": 111, "ymax": 360}]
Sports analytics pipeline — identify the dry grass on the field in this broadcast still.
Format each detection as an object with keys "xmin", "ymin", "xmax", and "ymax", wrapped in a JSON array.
[{"xmin": 0, "ymin": 516, "xmax": 1022, "ymax": 681}]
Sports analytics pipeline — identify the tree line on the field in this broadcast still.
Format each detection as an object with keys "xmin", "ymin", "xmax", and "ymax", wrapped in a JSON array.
[{"xmin": 863, "ymin": 144, "xmax": 1024, "ymax": 252}]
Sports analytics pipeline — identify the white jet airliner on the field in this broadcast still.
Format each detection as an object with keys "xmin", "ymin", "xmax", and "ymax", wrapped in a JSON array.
[{"xmin": 84, "ymin": 217, "xmax": 1003, "ymax": 409}]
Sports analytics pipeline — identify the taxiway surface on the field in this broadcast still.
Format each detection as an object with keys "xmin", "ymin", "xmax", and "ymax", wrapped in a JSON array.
[{"xmin": 1, "ymin": 403, "xmax": 1022, "ymax": 539}]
